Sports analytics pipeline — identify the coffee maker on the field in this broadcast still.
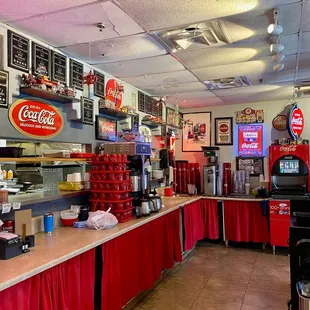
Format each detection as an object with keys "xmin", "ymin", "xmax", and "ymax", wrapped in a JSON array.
[{"xmin": 202, "ymin": 147, "xmax": 220, "ymax": 196}]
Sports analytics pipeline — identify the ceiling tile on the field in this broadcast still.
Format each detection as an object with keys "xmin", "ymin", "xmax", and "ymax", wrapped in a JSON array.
[
  {"xmin": 301, "ymin": 1, "xmax": 310, "ymax": 33},
  {"xmin": 10, "ymin": 2, "xmax": 144, "ymax": 47},
  {"xmin": 166, "ymin": 90, "xmax": 218, "ymax": 102},
  {"xmin": 299, "ymin": 53, "xmax": 310, "ymax": 69},
  {"xmin": 178, "ymin": 97, "xmax": 224, "ymax": 108},
  {"xmin": 61, "ymin": 33, "xmax": 166, "ymax": 64},
  {"xmin": 300, "ymin": 32, "xmax": 310, "ymax": 54},
  {"xmin": 122, "ymin": 70, "xmax": 198, "ymax": 88},
  {"xmin": 117, "ymin": 0, "xmax": 299, "ymax": 31},
  {"xmin": 145, "ymin": 82, "xmax": 207, "ymax": 96},
  {"xmin": 94, "ymin": 55, "xmax": 184, "ymax": 78},
  {"xmin": 0, "ymin": 0, "xmax": 99, "ymax": 22}
]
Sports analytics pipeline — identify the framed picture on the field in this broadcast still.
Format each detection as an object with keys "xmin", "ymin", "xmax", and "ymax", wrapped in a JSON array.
[
  {"xmin": 166, "ymin": 106, "xmax": 182, "ymax": 128},
  {"xmin": 0, "ymin": 70, "xmax": 9, "ymax": 108},
  {"xmin": 214, "ymin": 117, "xmax": 233, "ymax": 145},
  {"xmin": 95, "ymin": 115, "xmax": 117, "ymax": 141},
  {"xmin": 182, "ymin": 112, "xmax": 211, "ymax": 152}
]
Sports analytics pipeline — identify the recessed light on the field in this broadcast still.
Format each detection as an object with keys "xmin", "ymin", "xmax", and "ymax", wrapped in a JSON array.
[
  {"xmin": 268, "ymin": 24, "xmax": 283, "ymax": 35},
  {"xmin": 270, "ymin": 43, "xmax": 284, "ymax": 53}
]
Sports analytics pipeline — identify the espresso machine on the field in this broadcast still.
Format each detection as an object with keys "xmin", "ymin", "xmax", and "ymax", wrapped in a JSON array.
[{"xmin": 202, "ymin": 147, "xmax": 220, "ymax": 196}]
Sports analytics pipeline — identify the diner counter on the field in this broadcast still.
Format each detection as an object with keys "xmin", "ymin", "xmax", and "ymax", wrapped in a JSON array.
[{"xmin": 0, "ymin": 195, "xmax": 199, "ymax": 292}]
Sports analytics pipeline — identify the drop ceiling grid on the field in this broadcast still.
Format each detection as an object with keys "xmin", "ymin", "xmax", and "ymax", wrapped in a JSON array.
[{"xmin": 10, "ymin": 1, "xmax": 144, "ymax": 47}]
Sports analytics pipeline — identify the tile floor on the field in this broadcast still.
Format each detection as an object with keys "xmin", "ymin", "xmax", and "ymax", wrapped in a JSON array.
[{"xmin": 134, "ymin": 245, "xmax": 290, "ymax": 310}]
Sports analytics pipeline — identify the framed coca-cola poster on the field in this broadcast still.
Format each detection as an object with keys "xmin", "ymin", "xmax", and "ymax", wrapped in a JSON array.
[
  {"xmin": 238, "ymin": 125, "xmax": 263, "ymax": 157},
  {"xmin": 215, "ymin": 117, "xmax": 233, "ymax": 145}
]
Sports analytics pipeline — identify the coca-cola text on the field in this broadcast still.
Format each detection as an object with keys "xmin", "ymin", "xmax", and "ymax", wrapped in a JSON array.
[{"xmin": 18, "ymin": 105, "xmax": 56, "ymax": 126}]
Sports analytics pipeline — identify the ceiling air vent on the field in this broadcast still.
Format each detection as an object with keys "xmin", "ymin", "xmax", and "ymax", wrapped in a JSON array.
[
  {"xmin": 204, "ymin": 76, "xmax": 252, "ymax": 90},
  {"xmin": 153, "ymin": 20, "xmax": 231, "ymax": 52}
]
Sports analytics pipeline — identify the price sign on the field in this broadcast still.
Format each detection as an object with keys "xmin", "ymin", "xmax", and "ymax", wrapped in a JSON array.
[
  {"xmin": 69, "ymin": 59, "xmax": 83, "ymax": 90},
  {"xmin": 94, "ymin": 71, "xmax": 105, "ymax": 98},
  {"xmin": 7, "ymin": 30, "xmax": 29, "ymax": 72},
  {"xmin": 52, "ymin": 51, "xmax": 67, "ymax": 83},
  {"xmin": 138, "ymin": 92, "xmax": 145, "ymax": 112},
  {"xmin": 32, "ymin": 42, "xmax": 51, "ymax": 75},
  {"xmin": 0, "ymin": 70, "xmax": 9, "ymax": 108},
  {"xmin": 81, "ymin": 97, "xmax": 94, "ymax": 125}
]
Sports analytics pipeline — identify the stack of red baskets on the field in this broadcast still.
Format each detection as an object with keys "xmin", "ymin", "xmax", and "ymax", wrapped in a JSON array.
[{"xmin": 90, "ymin": 154, "xmax": 134, "ymax": 223}]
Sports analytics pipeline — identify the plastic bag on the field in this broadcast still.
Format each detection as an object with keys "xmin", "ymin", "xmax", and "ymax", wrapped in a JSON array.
[{"xmin": 86, "ymin": 209, "xmax": 118, "ymax": 230}]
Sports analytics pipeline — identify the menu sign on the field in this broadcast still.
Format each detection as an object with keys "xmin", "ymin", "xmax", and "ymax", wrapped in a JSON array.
[
  {"xmin": 0, "ymin": 70, "xmax": 9, "ymax": 108},
  {"xmin": 288, "ymin": 103, "xmax": 304, "ymax": 140},
  {"xmin": 69, "ymin": 59, "xmax": 83, "ymax": 90},
  {"xmin": 7, "ymin": 30, "xmax": 29, "ymax": 72},
  {"xmin": 32, "ymin": 42, "xmax": 51, "ymax": 75},
  {"xmin": 236, "ymin": 107, "xmax": 264, "ymax": 124},
  {"xmin": 238, "ymin": 125, "xmax": 263, "ymax": 157},
  {"xmin": 81, "ymin": 97, "xmax": 94, "ymax": 125},
  {"xmin": 51, "ymin": 51, "xmax": 67, "ymax": 83},
  {"xmin": 9, "ymin": 98, "xmax": 64, "ymax": 139},
  {"xmin": 145, "ymin": 95, "xmax": 152, "ymax": 114},
  {"xmin": 94, "ymin": 71, "xmax": 105, "ymax": 98},
  {"xmin": 138, "ymin": 92, "xmax": 145, "ymax": 112}
]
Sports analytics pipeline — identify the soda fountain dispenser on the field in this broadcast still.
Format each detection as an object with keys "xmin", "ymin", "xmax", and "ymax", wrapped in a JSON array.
[{"xmin": 202, "ymin": 147, "xmax": 220, "ymax": 196}]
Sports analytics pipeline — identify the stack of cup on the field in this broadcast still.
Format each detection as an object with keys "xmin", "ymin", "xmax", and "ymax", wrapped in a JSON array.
[
  {"xmin": 73, "ymin": 173, "xmax": 81, "ymax": 183},
  {"xmin": 84, "ymin": 173, "xmax": 90, "ymax": 190}
]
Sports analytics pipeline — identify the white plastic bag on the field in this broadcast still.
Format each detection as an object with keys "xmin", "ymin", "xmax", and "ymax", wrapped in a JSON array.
[{"xmin": 86, "ymin": 209, "xmax": 118, "ymax": 230}]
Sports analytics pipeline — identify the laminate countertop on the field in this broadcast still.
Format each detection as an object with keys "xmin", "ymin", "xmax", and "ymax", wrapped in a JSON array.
[{"xmin": 0, "ymin": 195, "xmax": 267, "ymax": 292}]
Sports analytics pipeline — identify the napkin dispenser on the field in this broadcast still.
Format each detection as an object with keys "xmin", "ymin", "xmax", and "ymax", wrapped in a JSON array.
[{"xmin": 0, "ymin": 232, "xmax": 23, "ymax": 260}]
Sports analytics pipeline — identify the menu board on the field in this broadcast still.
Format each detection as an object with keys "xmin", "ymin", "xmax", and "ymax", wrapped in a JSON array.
[
  {"xmin": 132, "ymin": 115, "xmax": 139, "ymax": 132},
  {"xmin": 94, "ymin": 71, "xmax": 105, "ymax": 98},
  {"xmin": 51, "ymin": 51, "xmax": 67, "ymax": 83},
  {"xmin": 138, "ymin": 91, "xmax": 145, "ymax": 112},
  {"xmin": 81, "ymin": 97, "xmax": 94, "ymax": 125},
  {"xmin": 151, "ymin": 99, "xmax": 158, "ymax": 116},
  {"xmin": 0, "ymin": 70, "xmax": 9, "ymax": 108},
  {"xmin": 70, "ymin": 59, "xmax": 83, "ymax": 90},
  {"xmin": 145, "ymin": 95, "xmax": 153, "ymax": 114},
  {"xmin": 7, "ymin": 30, "xmax": 29, "ymax": 72},
  {"xmin": 238, "ymin": 125, "xmax": 263, "ymax": 157},
  {"xmin": 32, "ymin": 42, "xmax": 51, "ymax": 75},
  {"xmin": 158, "ymin": 101, "xmax": 163, "ymax": 118}
]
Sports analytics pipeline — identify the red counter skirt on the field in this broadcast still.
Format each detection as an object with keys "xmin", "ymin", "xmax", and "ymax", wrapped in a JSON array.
[
  {"xmin": 0, "ymin": 249, "xmax": 95, "ymax": 310},
  {"xmin": 101, "ymin": 209, "xmax": 182, "ymax": 310},
  {"xmin": 224, "ymin": 200, "xmax": 269, "ymax": 243},
  {"xmin": 184, "ymin": 199, "xmax": 219, "ymax": 251}
]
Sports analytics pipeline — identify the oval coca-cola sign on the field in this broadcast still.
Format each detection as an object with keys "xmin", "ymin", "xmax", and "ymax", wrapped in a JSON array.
[
  {"xmin": 288, "ymin": 103, "xmax": 304, "ymax": 140},
  {"xmin": 9, "ymin": 98, "xmax": 64, "ymax": 139},
  {"xmin": 219, "ymin": 124, "xmax": 229, "ymax": 133},
  {"xmin": 105, "ymin": 79, "xmax": 122, "ymax": 109}
]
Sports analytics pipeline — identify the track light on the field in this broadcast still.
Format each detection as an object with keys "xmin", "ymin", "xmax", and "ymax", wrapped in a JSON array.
[
  {"xmin": 270, "ymin": 43, "xmax": 284, "ymax": 53},
  {"xmin": 272, "ymin": 53, "xmax": 285, "ymax": 63},
  {"xmin": 273, "ymin": 63, "xmax": 284, "ymax": 72},
  {"xmin": 268, "ymin": 24, "xmax": 283, "ymax": 35}
]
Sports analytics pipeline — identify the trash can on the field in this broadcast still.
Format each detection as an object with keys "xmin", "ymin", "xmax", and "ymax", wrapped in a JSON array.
[{"xmin": 297, "ymin": 281, "xmax": 310, "ymax": 310}]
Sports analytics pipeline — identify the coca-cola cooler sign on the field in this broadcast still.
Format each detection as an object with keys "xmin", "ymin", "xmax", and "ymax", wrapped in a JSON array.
[
  {"xmin": 105, "ymin": 79, "xmax": 123, "ymax": 109},
  {"xmin": 288, "ymin": 103, "xmax": 304, "ymax": 140},
  {"xmin": 9, "ymin": 98, "xmax": 64, "ymax": 139},
  {"xmin": 238, "ymin": 125, "xmax": 263, "ymax": 156}
]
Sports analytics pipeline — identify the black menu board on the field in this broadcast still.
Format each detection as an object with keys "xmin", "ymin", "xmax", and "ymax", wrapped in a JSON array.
[
  {"xmin": 132, "ymin": 115, "xmax": 139, "ymax": 132},
  {"xmin": 138, "ymin": 91, "xmax": 145, "ymax": 112},
  {"xmin": 81, "ymin": 97, "xmax": 94, "ymax": 125},
  {"xmin": 151, "ymin": 99, "xmax": 159, "ymax": 116},
  {"xmin": 145, "ymin": 95, "xmax": 153, "ymax": 114},
  {"xmin": 0, "ymin": 70, "xmax": 9, "ymax": 108},
  {"xmin": 32, "ymin": 42, "xmax": 51, "ymax": 75},
  {"xmin": 7, "ymin": 30, "xmax": 29, "ymax": 72},
  {"xmin": 51, "ymin": 51, "xmax": 67, "ymax": 84},
  {"xmin": 70, "ymin": 59, "xmax": 83, "ymax": 90},
  {"xmin": 158, "ymin": 101, "xmax": 163, "ymax": 118},
  {"xmin": 94, "ymin": 71, "xmax": 105, "ymax": 98}
]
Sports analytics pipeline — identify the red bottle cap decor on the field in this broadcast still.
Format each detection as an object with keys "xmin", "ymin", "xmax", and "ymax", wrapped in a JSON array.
[
  {"xmin": 288, "ymin": 103, "xmax": 304, "ymax": 140},
  {"xmin": 9, "ymin": 98, "xmax": 64, "ymax": 139}
]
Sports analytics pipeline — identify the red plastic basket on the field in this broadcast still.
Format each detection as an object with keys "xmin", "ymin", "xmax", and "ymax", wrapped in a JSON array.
[{"xmin": 113, "ymin": 207, "xmax": 134, "ymax": 223}]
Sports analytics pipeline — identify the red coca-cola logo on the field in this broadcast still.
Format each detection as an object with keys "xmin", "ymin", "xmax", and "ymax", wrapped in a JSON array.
[
  {"xmin": 219, "ymin": 124, "xmax": 228, "ymax": 133},
  {"xmin": 105, "ymin": 79, "xmax": 122, "ymax": 109},
  {"xmin": 279, "ymin": 145, "xmax": 297, "ymax": 152},
  {"xmin": 242, "ymin": 143, "xmax": 258, "ymax": 149},
  {"xmin": 288, "ymin": 104, "xmax": 304, "ymax": 140},
  {"xmin": 9, "ymin": 98, "xmax": 64, "ymax": 139}
]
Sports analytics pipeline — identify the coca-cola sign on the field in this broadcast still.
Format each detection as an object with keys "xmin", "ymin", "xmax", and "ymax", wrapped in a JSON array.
[
  {"xmin": 9, "ymin": 98, "xmax": 64, "ymax": 139},
  {"xmin": 105, "ymin": 79, "xmax": 123, "ymax": 109},
  {"xmin": 288, "ymin": 103, "xmax": 304, "ymax": 140},
  {"xmin": 238, "ymin": 125, "xmax": 263, "ymax": 156},
  {"xmin": 279, "ymin": 145, "xmax": 297, "ymax": 153}
]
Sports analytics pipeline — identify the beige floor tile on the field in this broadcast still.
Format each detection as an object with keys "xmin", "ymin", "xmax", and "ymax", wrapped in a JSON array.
[
  {"xmin": 215, "ymin": 259, "xmax": 254, "ymax": 275},
  {"xmin": 187, "ymin": 255, "xmax": 219, "ymax": 269},
  {"xmin": 208, "ymin": 269, "xmax": 250, "ymax": 287},
  {"xmin": 173, "ymin": 262, "xmax": 215, "ymax": 279},
  {"xmin": 190, "ymin": 297, "xmax": 242, "ymax": 310},
  {"xmin": 136, "ymin": 290, "xmax": 157, "ymax": 308},
  {"xmin": 160, "ymin": 276, "xmax": 207, "ymax": 297},
  {"xmin": 141, "ymin": 289, "xmax": 196, "ymax": 310},
  {"xmin": 243, "ymin": 288, "xmax": 290, "ymax": 308},
  {"xmin": 241, "ymin": 305, "xmax": 283, "ymax": 310},
  {"xmin": 255, "ymin": 253, "xmax": 289, "ymax": 265},
  {"xmin": 248, "ymin": 273, "xmax": 290, "ymax": 294},
  {"xmin": 199, "ymin": 282, "xmax": 246, "ymax": 304}
]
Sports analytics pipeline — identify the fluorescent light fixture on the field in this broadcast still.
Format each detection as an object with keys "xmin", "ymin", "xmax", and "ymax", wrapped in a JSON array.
[
  {"xmin": 268, "ymin": 24, "xmax": 283, "ymax": 35},
  {"xmin": 270, "ymin": 43, "xmax": 284, "ymax": 53},
  {"xmin": 273, "ymin": 63, "xmax": 285, "ymax": 72},
  {"xmin": 272, "ymin": 53, "xmax": 285, "ymax": 63}
]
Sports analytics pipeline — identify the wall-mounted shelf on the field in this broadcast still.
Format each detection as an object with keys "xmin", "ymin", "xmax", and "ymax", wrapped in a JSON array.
[
  {"xmin": 99, "ymin": 108, "xmax": 138, "ymax": 120},
  {"xmin": 141, "ymin": 120, "xmax": 162, "ymax": 129},
  {"xmin": 0, "ymin": 157, "xmax": 89, "ymax": 163},
  {"xmin": 19, "ymin": 87, "xmax": 80, "ymax": 103}
]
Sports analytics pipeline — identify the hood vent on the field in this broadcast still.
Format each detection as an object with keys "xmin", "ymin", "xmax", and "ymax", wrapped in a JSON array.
[
  {"xmin": 204, "ymin": 76, "xmax": 252, "ymax": 90},
  {"xmin": 153, "ymin": 20, "xmax": 231, "ymax": 51}
]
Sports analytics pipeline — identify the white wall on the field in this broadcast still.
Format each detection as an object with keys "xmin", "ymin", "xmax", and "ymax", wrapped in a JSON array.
[{"xmin": 176, "ymin": 98, "xmax": 310, "ymax": 168}]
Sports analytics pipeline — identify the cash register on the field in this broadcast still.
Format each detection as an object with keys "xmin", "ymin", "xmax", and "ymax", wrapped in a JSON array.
[{"xmin": 0, "ymin": 232, "xmax": 24, "ymax": 260}]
